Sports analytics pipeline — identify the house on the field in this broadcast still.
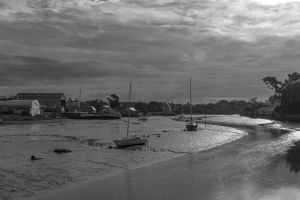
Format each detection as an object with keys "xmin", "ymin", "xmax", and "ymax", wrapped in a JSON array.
[{"xmin": 162, "ymin": 102, "xmax": 172, "ymax": 115}]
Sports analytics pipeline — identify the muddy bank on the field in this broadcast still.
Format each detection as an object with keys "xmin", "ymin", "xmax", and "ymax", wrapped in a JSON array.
[
  {"xmin": 1, "ymin": 116, "xmax": 248, "ymax": 200},
  {"xmin": 0, "ymin": 113, "xmax": 65, "ymax": 125},
  {"xmin": 25, "ymin": 116, "xmax": 296, "ymax": 200}
]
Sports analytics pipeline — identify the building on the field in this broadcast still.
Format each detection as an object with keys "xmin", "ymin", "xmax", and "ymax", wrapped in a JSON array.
[
  {"xmin": 162, "ymin": 102, "xmax": 172, "ymax": 115},
  {"xmin": 0, "ymin": 100, "xmax": 40, "ymax": 116},
  {"xmin": 16, "ymin": 93, "xmax": 67, "ymax": 113}
]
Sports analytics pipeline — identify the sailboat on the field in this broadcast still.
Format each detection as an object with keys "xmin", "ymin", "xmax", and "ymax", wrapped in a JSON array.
[
  {"xmin": 138, "ymin": 112, "xmax": 148, "ymax": 121},
  {"xmin": 172, "ymin": 102, "xmax": 186, "ymax": 121},
  {"xmin": 113, "ymin": 84, "xmax": 149, "ymax": 147},
  {"xmin": 185, "ymin": 77, "xmax": 198, "ymax": 131}
]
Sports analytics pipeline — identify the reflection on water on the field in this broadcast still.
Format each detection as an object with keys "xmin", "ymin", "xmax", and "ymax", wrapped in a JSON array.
[
  {"xmin": 285, "ymin": 140, "xmax": 300, "ymax": 174},
  {"xmin": 227, "ymin": 125, "xmax": 290, "ymax": 143},
  {"xmin": 83, "ymin": 122, "xmax": 300, "ymax": 200}
]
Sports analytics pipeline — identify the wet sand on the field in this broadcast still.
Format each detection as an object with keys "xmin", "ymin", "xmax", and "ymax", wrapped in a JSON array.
[
  {"xmin": 1, "ymin": 115, "xmax": 250, "ymax": 200},
  {"xmin": 23, "ymin": 117, "xmax": 300, "ymax": 200}
]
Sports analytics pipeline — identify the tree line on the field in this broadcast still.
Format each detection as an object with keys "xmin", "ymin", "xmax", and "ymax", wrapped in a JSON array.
[
  {"xmin": 80, "ymin": 95, "xmax": 256, "ymax": 115},
  {"xmin": 263, "ymin": 72, "xmax": 300, "ymax": 114}
]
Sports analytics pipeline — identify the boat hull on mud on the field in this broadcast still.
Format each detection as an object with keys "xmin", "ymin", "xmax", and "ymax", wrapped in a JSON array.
[
  {"xmin": 113, "ymin": 137, "xmax": 148, "ymax": 147},
  {"xmin": 65, "ymin": 113, "xmax": 121, "ymax": 119},
  {"xmin": 186, "ymin": 121, "xmax": 198, "ymax": 131}
]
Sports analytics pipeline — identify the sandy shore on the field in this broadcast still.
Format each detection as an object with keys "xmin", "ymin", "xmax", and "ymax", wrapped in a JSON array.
[{"xmin": 0, "ymin": 115, "xmax": 273, "ymax": 200}]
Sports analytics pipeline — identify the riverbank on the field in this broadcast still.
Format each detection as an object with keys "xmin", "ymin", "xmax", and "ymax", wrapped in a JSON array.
[
  {"xmin": 1, "ymin": 115, "xmax": 272, "ymax": 200},
  {"xmin": 27, "ymin": 120, "xmax": 300, "ymax": 200},
  {"xmin": 241, "ymin": 113, "xmax": 300, "ymax": 122},
  {"xmin": 22, "ymin": 115, "xmax": 297, "ymax": 200},
  {"xmin": 0, "ymin": 115, "xmax": 258, "ymax": 200},
  {"xmin": 0, "ymin": 113, "xmax": 65, "ymax": 124}
]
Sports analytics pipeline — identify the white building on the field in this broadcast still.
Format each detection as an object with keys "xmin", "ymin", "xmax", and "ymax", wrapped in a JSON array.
[{"xmin": 0, "ymin": 100, "xmax": 40, "ymax": 116}]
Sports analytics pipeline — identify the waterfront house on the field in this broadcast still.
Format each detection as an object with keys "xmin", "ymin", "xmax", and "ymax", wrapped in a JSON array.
[{"xmin": 162, "ymin": 103, "xmax": 172, "ymax": 115}]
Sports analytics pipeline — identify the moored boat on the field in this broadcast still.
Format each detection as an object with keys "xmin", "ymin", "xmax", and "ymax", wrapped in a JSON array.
[
  {"xmin": 172, "ymin": 113, "xmax": 186, "ymax": 121},
  {"xmin": 185, "ymin": 77, "xmax": 198, "ymax": 131},
  {"xmin": 113, "ymin": 134, "xmax": 149, "ymax": 146},
  {"xmin": 186, "ymin": 120, "xmax": 198, "ymax": 131},
  {"xmin": 138, "ymin": 115, "xmax": 148, "ymax": 121},
  {"xmin": 113, "ymin": 84, "xmax": 149, "ymax": 147}
]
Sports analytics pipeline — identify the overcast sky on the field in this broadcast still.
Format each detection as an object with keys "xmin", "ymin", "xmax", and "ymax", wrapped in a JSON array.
[{"xmin": 0, "ymin": 0, "xmax": 300, "ymax": 103}]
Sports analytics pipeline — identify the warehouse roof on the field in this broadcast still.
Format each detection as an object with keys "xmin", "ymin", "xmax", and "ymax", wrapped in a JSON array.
[
  {"xmin": 17, "ymin": 93, "xmax": 66, "ymax": 99},
  {"xmin": 0, "ymin": 100, "xmax": 40, "ymax": 108}
]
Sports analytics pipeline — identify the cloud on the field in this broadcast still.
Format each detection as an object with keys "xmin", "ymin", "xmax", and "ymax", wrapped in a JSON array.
[{"xmin": 1, "ymin": 0, "xmax": 300, "ymax": 101}]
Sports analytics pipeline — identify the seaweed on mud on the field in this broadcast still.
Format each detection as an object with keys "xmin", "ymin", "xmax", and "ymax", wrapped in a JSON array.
[
  {"xmin": 0, "ymin": 134, "xmax": 110, "ymax": 148},
  {"xmin": 64, "ymin": 136, "xmax": 79, "ymax": 141},
  {"xmin": 79, "ymin": 139, "xmax": 111, "ymax": 148}
]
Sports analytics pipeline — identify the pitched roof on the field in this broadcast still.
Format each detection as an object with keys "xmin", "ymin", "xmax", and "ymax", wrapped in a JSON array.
[{"xmin": 17, "ymin": 93, "xmax": 66, "ymax": 99}]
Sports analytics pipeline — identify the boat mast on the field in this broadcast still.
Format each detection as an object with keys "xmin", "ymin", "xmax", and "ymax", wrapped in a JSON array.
[
  {"xmin": 190, "ymin": 77, "xmax": 192, "ymax": 121},
  {"xmin": 127, "ymin": 84, "xmax": 131, "ymax": 137},
  {"xmin": 79, "ymin": 87, "xmax": 81, "ymax": 112},
  {"xmin": 181, "ymin": 101, "xmax": 183, "ymax": 114}
]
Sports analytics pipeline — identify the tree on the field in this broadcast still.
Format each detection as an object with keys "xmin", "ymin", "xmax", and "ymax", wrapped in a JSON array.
[
  {"xmin": 147, "ymin": 101, "xmax": 161, "ymax": 112},
  {"xmin": 262, "ymin": 76, "xmax": 282, "ymax": 104},
  {"xmin": 107, "ymin": 94, "xmax": 120, "ymax": 110},
  {"xmin": 263, "ymin": 72, "xmax": 300, "ymax": 114},
  {"xmin": 280, "ymin": 81, "xmax": 300, "ymax": 113},
  {"xmin": 135, "ymin": 101, "xmax": 147, "ymax": 112}
]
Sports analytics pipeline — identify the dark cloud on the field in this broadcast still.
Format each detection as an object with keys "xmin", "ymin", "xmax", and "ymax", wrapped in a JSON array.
[
  {"xmin": 14, "ymin": 55, "xmax": 60, "ymax": 64},
  {"xmin": 0, "ymin": 54, "xmax": 162, "ymax": 86},
  {"xmin": 1, "ymin": 0, "xmax": 300, "ymax": 101},
  {"xmin": 1, "ymin": 54, "xmax": 112, "ymax": 80},
  {"xmin": 0, "ymin": 2, "xmax": 6, "ymax": 8}
]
